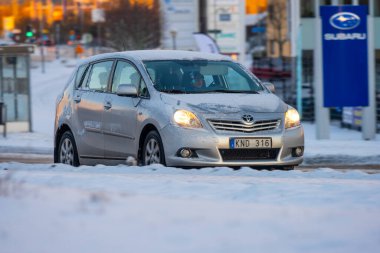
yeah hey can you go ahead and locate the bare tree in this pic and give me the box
[105,0,161,51]
[267,0,288,58]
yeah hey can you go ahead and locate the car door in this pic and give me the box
[103,60,147,160]
[72,60,114,159]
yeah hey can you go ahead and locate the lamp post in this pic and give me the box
[39,0,45,74]
[91,8,106,54]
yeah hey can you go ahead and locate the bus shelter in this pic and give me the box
[0,45,33,134]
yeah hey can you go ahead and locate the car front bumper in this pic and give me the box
[160,124,304,167]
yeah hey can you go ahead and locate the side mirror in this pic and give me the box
[263,82,275,93]
[116,84,138,97]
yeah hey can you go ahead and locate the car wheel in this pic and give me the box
[142,130,166,166]
[58,131,79,166]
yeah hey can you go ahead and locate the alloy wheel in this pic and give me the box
[144,138,161,165]
[60,138,74,165]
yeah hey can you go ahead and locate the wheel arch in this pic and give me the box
[137,123,161,163]
[54,124,74,163]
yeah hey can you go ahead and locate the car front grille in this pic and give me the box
[208,119,281,133]
[219,148,280,161]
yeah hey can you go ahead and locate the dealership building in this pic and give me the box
[298,0,380,136]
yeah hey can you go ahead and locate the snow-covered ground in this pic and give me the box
[1,163,380,253]
[1,56,380,253]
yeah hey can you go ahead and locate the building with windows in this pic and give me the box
[161,0,268,63]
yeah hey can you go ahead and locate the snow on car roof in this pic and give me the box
[125,50,233,61]
[79,50,232,65]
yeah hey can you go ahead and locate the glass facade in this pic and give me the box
[301,0,315,17]
[0,55,30,122]
[374,0,380,16]
[321,0,332,5]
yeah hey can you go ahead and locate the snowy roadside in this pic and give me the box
[303,123,380,165]
[1,164,380,253]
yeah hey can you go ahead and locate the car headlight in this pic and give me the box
[173,110,202,128]
[285,107,300,129]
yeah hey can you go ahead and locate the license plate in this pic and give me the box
[230,138,272,149]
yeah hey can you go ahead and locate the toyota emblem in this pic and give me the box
[242,114,254,124]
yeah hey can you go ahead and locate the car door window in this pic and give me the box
[87,61,113,92]
[138,78,149,98]
[111,61,146,96]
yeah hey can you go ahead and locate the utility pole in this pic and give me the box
[314,0,330,139]
[39,0,45,74]
[362,0,376,140]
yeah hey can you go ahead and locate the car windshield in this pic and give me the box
[143,60,264,94]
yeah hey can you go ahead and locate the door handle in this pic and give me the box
[104,101,112,110]
[73,94,81,103]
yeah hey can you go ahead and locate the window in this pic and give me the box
[376,50,380,91]
[301,0,315,17]
[144,60,263,93]
[374,0,380,16]
[87,61,113,91]
[111,61,145,94]
[320,0,332,5]
[270,40,275,56]
[75,64,88,88]
[204,75,215,87]
[146,68,156,84]
[138,78,149,98]
[224,68,250,90]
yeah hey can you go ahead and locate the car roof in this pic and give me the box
[78,50,233,65]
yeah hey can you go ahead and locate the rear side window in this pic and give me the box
[75,64,88,88]
[87,61,113,91]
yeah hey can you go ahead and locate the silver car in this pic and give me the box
[54,50,304,169]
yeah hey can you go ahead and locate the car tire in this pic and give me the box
[278,166,295,171]
[142,130,166,166]
[58,131,80,167]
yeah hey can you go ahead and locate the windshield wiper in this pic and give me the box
[160,89,187,94]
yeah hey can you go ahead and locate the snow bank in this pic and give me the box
[1,164,380,253]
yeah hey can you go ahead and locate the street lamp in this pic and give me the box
[170,29,177,50]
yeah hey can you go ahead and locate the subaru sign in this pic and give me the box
[320,6,369,107]
[329,12,361,30]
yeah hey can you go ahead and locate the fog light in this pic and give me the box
[292,146,304,157]
[180,148,192,158]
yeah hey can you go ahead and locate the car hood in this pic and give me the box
[160,93,288,114]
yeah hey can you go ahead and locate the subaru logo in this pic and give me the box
[330,12,360,30]
[242,115,254,124]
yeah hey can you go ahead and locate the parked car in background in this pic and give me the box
[54,50,304,169]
